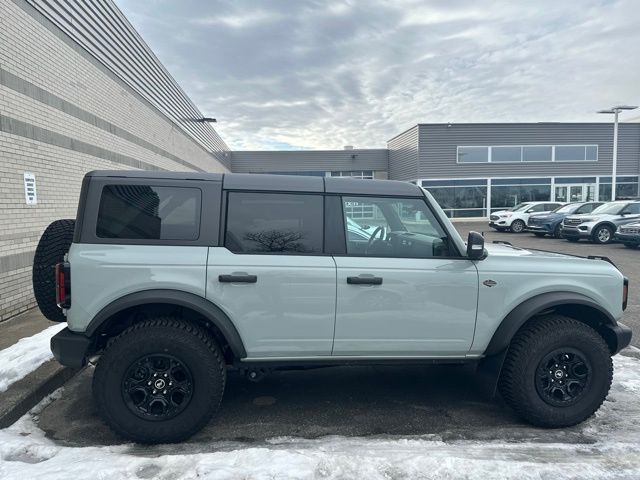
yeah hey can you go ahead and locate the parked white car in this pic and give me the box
[489,201,564,233]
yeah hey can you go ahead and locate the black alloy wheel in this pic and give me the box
[535,348,591,407]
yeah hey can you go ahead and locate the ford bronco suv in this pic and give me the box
[34,171,631,444]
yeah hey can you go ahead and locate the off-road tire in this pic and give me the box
[499,315,612,428]
[592,225,614,244]
[533,232,546,238]
[32,219,75,322]
[510,219,526,233]
[93,318,226,444]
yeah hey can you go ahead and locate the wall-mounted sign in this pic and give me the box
[24,172,37,205]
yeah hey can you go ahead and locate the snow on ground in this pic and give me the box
[0,323,65,392]
[1,352,640,479]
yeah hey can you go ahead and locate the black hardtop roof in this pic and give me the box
[86,170,423,197]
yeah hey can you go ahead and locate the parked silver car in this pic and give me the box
[561,200,640,244]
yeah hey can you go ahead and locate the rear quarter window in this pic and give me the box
[96,185,201,240]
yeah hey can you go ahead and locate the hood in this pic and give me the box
[529,212,561,220]
[483,242,572,259]
[565,213,617,222]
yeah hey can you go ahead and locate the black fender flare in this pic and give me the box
[85,289,247,359]
[483,291,616,356]
[477,291,618,398]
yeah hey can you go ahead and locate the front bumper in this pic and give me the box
[526,224,553,234]
[489,219,509,229]
[614,232,640,244]
[51,328,92,369]
[560,225,592,239]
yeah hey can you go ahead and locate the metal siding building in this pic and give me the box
[0,0,229,320]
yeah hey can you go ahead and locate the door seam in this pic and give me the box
[330,255,338,355]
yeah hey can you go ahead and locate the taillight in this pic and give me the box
[55,262,71,308]
[623,277,629,311]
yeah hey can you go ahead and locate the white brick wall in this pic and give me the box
[0,0,230,320]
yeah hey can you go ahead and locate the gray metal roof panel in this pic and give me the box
[223,173,324,192]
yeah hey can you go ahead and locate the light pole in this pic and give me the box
[597,105,638,200]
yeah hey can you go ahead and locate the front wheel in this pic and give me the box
[553,224,562,239]
[93,318,226,443]
[510,219,526,233]
[592,225,614,244]
[499,315,612,428]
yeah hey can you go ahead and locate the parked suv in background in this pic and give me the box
[527,202,603,238]
[33,171,631,444]
[489,201,564,233]
[615,222,640,249]
[561,201,640,244]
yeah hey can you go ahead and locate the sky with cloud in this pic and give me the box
[116,0,640,150]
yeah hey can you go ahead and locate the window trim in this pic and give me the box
[456,145,598,164]
[222,190,326,256]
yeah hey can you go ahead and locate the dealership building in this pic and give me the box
[0,0,639,320]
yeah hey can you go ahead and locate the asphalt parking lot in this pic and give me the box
[36,220,640,446]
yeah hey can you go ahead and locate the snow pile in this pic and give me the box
[0,351,638,479]
[0,323,65,392]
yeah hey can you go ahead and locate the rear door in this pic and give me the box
[206,191,337,358]
[332,195,479,357]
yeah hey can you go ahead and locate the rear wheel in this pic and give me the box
[510,219,526,233]
[499,315,612,428]
[93,318,226,443]
[592,225,614,244]
[32,219,76,322]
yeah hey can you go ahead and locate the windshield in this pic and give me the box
[508,203,531,212]
[554,204,578,213]
[591,203,626,215]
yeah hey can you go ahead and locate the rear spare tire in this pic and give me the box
[32,219,75,322]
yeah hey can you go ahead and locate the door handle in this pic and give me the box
[219,274,257,283]
[347,275,383,285]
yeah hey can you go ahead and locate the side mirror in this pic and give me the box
[467,231,486,260]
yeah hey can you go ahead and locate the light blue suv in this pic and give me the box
[33,171,632,443]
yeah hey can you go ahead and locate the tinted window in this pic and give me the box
[225,192,323,254]
[623,203,640,214]
[492,146,521,162]
[342,196,452,258]
[522,146,552,162]
[528,204,546,212]
[458,147,488,163]
[97,185,201,240]
[576,203,598,214]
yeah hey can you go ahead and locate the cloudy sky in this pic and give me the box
[116,0,640,150]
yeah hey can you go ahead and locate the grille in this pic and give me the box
[528,218,542,226]
[490,215,500,221]
[564,218,582,226]
[620,227,640,234]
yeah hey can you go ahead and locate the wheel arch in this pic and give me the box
[477,291,623,398]
[484,291,619,357]
[86,289,247,362]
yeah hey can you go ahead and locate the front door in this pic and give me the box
[206,192,336,358]
[333,195,479,357]
[555,184,596,202]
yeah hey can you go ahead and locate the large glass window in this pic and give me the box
[331,171,374,179]
[490,179,551,212]
[555,145,596,161]
[458,147,489,163]
[522,146,552,162]
[342,197,452,258]
[424,180,487,218]
[492,146,521,162]
[225,192,323,254]
[599,176,639,200]
[97,185,201,240]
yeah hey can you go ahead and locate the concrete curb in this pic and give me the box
[0,360,78,428]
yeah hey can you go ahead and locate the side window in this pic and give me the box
[623,203,640,215]
[577,204,594,214]
[96,185,201,240]
[546,203,559,211]
[225,192,323,254]
[528,204,545,213]
[341,196,452,258]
